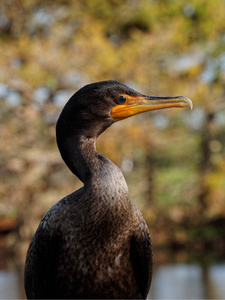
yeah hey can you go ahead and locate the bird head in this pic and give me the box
[56,81,192,180]
[57,80,192,140]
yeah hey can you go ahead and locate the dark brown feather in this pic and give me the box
[24,81,153,299]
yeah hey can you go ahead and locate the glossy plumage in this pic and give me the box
[25,80,191,299]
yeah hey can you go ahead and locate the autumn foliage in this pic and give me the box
[0,0,225,258]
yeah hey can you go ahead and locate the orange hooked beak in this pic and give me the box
[110,94,193,122]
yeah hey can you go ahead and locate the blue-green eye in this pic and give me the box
[118,95,127,104]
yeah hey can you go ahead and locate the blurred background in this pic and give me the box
[0,0,225,298]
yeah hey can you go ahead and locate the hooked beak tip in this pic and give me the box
[178,96,193,110]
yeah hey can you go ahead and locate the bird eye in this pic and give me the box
[117,95,127,104]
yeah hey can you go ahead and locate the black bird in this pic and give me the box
[24,80,192,299]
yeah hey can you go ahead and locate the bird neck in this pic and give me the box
[60,134,98,184]
[59,132,129,198]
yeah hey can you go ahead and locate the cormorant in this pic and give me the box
[24,80,192,299]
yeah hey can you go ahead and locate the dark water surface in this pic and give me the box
[0,256,225,299]
[148,262,225,299]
